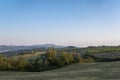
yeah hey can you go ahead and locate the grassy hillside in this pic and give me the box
[81,47,120,54]
[0,61,120,80]
[11,52,45,60]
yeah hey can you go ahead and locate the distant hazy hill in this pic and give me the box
[0,44,64,53]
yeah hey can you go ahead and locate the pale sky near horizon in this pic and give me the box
[0,0,120,47]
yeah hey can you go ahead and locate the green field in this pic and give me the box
[0,61,120,80]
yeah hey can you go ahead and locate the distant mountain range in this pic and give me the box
[0,44,64,53]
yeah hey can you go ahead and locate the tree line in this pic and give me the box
[0,48,94,72]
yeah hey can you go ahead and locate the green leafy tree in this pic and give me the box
[68,53,74,64]
[0,55,14,71]
[73,53,83,63]
[45,47,57,66]
[0,54,4,70]
[34,58,43,71]
[56,52,73,67]
[15,56,28,71]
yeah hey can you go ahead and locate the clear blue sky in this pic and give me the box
[0,0,120,47]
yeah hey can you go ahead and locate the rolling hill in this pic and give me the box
[0,44,64,53]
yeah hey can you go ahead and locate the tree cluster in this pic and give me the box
[0,48,94,72]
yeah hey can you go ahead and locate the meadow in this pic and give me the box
[0,61,120,80]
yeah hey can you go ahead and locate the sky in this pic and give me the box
[0,0,120,47]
